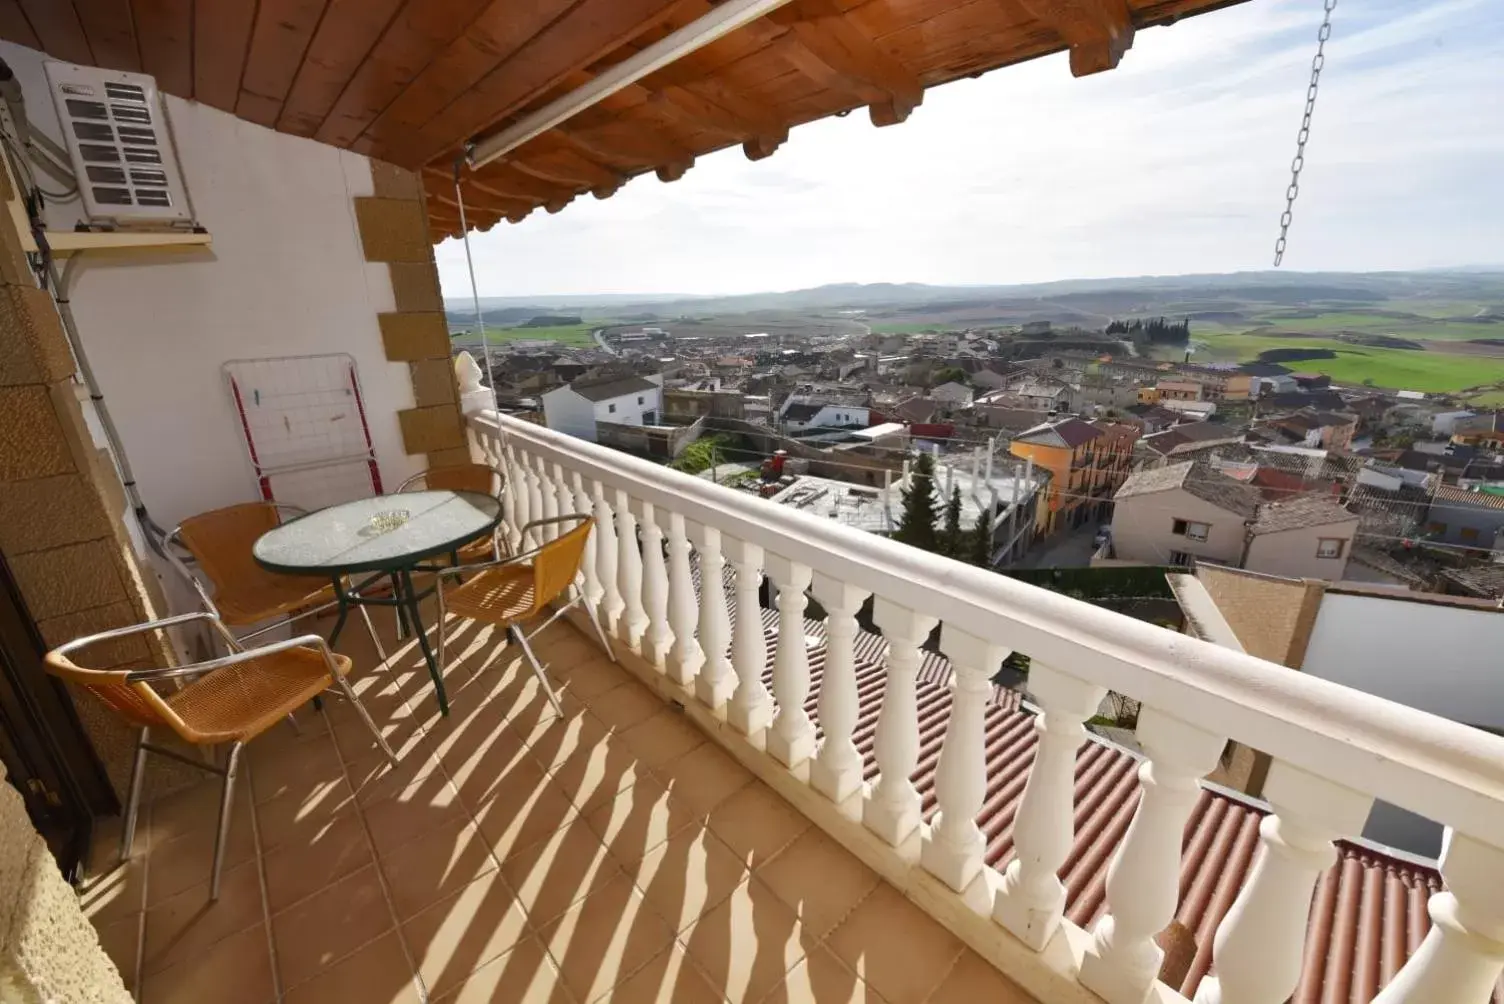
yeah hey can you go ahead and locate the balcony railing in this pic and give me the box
[468,408,1504,1004]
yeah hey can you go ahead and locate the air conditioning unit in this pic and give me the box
[43,60,192,225]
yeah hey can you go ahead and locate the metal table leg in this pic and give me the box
[398,568,449,717]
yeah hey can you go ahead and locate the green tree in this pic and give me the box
[893,452,939,552]
[969,511,994,567]
[932,366,967,387]
[941,484,963,556]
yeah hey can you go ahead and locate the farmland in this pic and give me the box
[452,322,601,347]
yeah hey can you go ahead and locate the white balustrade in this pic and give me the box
[765,555,815,768]
[722,535,772,737]
[992,664,1104,951]
[1372,831,1504,1004]
[688,522,734,711]
[591,480,622,632]
[864,598,939,846]
[1194,762,1372,1004]
[540,461,563,541]
[1081,708,1225,1004]
[665,512,703,685]
[615,488,647,651]
[808,574,868,803]
[923,626,1007,892]
[467,410,1504,1004]
[637,501,673,670]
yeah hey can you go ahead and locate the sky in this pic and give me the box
[433,0,1504,300]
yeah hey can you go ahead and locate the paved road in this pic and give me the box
[1010,522,1101,570]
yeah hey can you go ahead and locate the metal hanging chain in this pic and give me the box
[1273,0,1337,267]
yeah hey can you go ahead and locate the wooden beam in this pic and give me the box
[455,161,578,204]
[507,140,623,192]
[192,0,256,112]
[648,85,787,160]
[72,0,141,71]
[1013,0,1134,76]
[553,121,693,171]
[277,0,406,137]
[0,1,41,50]
[769,0,922,125]
[133,0,194,98]
[17,1,93,65]
[430,179,536,220]
[237,0,332,127]
[406,0,683,168]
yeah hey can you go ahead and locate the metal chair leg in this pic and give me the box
[511,624,564,717]
[210,743,242,902]
[436,578,448,678]
[120,727,149,861]
[577,586,616,663]
[334,674,400,768]
[357,603,388,667]
[285,713,303,736]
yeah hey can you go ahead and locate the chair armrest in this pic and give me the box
[53,611,241,659]
[124,633,340,683]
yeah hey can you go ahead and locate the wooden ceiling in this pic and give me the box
[0,0,1247,240]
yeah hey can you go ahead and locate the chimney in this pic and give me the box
[770,450,787,477]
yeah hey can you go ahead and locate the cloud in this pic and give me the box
[434,0,1504,298]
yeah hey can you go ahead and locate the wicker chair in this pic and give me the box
[45,612,398,900]
[434,514,614,716]
[165,501,387,660]
[396,462,508,563]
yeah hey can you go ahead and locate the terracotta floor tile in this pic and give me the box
[244,713,331,765]
[654,745,754,816]
[147,777,251,848]
[824,884,963,1004]
[439,722,537,809]
[139,921,275,1004]
[380,816,500,920]
[248,735,346,806]
[144,809,257,907]
[704,784,809,870]
[471,760,580,863]
[331,705,431,765]
[597,943,728,1004]
[432,935,573,1004]
[525,711,613,774]
[271,865,395,991]
[261,809,373,912]
[501,818,623,927]
[79,857,146,925]
[678,876,811,1004]
[584,774,700,866]
[624,826,748,934]
[254,775,356,853]
[545,723,644,816]
[346,747,445,807]
[616,711,707,769]
[555,659,630,700]
[753,829,880,939]
[361,769,470,858]
[924,950,1033,1004]
[281,931,420,1004]
[586,680,665,731]
[401,871,531,999]
[142,861,264,977]
[536,874,678,1004]
[760,945,888,1004]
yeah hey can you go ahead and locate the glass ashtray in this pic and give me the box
[368,509,411,534]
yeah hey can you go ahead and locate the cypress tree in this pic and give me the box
[893,451,939,552]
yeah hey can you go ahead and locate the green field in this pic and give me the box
[1178,328,1504,394]
[870,322,942,334]
[452,323,600,347]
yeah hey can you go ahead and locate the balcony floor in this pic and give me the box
[77,608,1033,1004]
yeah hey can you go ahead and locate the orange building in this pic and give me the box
[1008,418,1104,534]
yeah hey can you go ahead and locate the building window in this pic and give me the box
[1169,550,1192,566]
[1460,527,1481,543]
[1171,519,1210,542]
[608,404,617,414]
[1426,521,1447,535]
[638,396,645,405]
[1316,538,1346,559]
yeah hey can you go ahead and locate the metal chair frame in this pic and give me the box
[434,514,614,717]
[49,611,398,900]
[163,501,389,662]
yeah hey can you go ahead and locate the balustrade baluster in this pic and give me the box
[570,471,601,609]
[1194,762,1372,1004]
[504,443,528,551]
[864,599,939,845]
[592,481,622,633]
[765,556,815,767]
[1080,708,1225,1004]
[992,664,1104,950]
[665,512,703,685]
[809,575,868,803]
[1371,831,1504,1004]
[688,522,733,711]
[922,626,1005,891]
[524,454,544,550]
[637,502,673,670]
[540,462,563,542]
[723,536,772,736]
[615,489,647,651]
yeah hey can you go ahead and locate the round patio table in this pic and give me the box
[252,490,502,716]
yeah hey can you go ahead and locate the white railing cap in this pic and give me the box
[474,411,1504,842]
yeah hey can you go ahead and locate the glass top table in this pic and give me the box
[253,490,503,716]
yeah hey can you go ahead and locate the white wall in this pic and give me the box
[1,41,421,533]
[787,404,870,431]
[1111,489,1246,565]
[542,387,599,441]
[594,386,662,427]
[1243,522,1357,580]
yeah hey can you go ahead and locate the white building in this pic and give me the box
[929,381,975,407]
[779,396,870,432]
[541,374,664,442]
